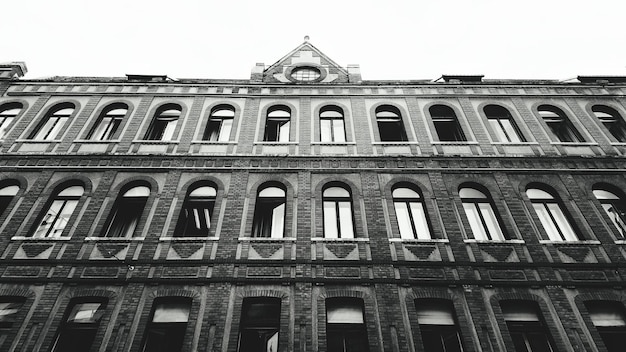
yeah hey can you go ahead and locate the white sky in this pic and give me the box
[3,0,625,81]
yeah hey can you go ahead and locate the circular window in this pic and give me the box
[291,66,321,82]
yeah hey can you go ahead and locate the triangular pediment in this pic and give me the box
[252,40,359,83]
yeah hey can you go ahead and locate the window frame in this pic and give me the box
[500,300,557,352]
[141,297,192,352]
[51,297,108,352]
[203,105,235,142]
[592,184,626,239]
[320,105,346,143]
[584,300,626,352]
[375,105,408,142]
[414,299,465,352]
[429,104,467,142]
[391,184,434,240]
[459,185,508,241]
[325,298,370,352]
[263,105,291,142]
[100,185,150,238]
[483,104,526,143]
[174,184,217,237]
[0,181,20,218]
[526,185,580,242]
[86,103,129,141]
[0,296,26,330]
[592,105,626,143]
[322,184,356,239]
[144,104,182,141]
[0,102,23,139]
[31,184,84,238]
[28,103,76,141]
[237,297,281,352]
[251,184,286,238]
[537,104,585,143]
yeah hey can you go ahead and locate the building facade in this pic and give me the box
[0,41,625,352]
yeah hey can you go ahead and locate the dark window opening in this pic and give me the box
[0,102,22,139]
[593,185,626,238]
[501,301,556,352]
[592,105,626,142]
[252,186,286,238]
[264,106,290,142]
[51,299,107,352]
[238,298,281,352]
[174,185,216,237]
[88,103,128,140]
[203,105,234,141]
[415,299,464,352]
[102,186,149,237]
[144,105,181,141]
[430,105,466,142]
[326,298,369,352]
[141,298,191,352]
[376,105,407,142]
[538,105,584,142]
[585,301,626,352]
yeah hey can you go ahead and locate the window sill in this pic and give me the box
[84,236,146,241]
[238,237,297,242]
[255,141,299,145]
[432,141,479,145]
[73,139,121,143]
[371,141,418,145]
[160,236,219,241]
[11,236,71,241]
[191,140,237,145]
[463,239,525,244]
[311,237,369,242]
[312,142,357,146]
[132,140,179,144]
[539,240,601,244]
[15,139,60,143]
[491,142,539,145]
[548,142,598,146]
[388,238,449,243]
[613,240,626,244]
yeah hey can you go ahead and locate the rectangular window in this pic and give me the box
[416,299,464,352]
[142,298,191,352]
[33,199,79,238]
[238,298,281,352]
[501,301,555,352]
[321,118,346,142]
[326,298,369,352]
[585,301,626,352]
[52,300,107,352]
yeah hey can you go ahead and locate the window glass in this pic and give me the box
[460,186,506,240]
[145,105,181,140]
[415,299,464,352]
[392,186,432,239]
[203,106,234,141]
[264,106,290,142]
[142,298,191,352]
[0,103,22,139]
[52,299,107,352]
[501,301,556,352]
[323,186,355,239]
[430,105,466,142]
[88,104,127,140]
[252,186,286,238]
[102,185,149,237]
[592,105,626,142]
[0,298,25,329]
[238,298,281,352]
[593,186,626,238]
[33,185,84,238]
[538,105,584,142]
[484,105,525,142]
[326,298,369,352]
[0,183,19,216]
[175,185,216,237]
[585,301,626,352]
[376,105,408,142]
[30,104,75,140]
[527,186,579,241]
[320,106,346,142]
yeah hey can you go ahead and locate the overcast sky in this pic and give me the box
[3,0,625,81]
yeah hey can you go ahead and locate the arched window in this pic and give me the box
[29,103,75,140]
[174,185,216,237]
[102,185,150,237]
[376,105,407,142]
[584,301,626,352]
[252,185,286,238]
[484,105,525,142]
[51,298,108,352]
[326,298,369,352]
[500,300,556,352]
[592,105,626,142]
[430,105,466,142]
[32,184,84,238]
[87,103,128,140]
[144,104,181,140]
[537,105,584,142]
[0,296,26,330]
[593,185,626,238]
[526,186,579,241]
[415,299,464,352]
[238,298,281,352]
[141,298,191,352]
[322,185,355,239]
[320,106,346,142]
[264,106,290,142]
[392,186,432,239]
[0,102,22,139]
[459,186,507,240]
[0,182,19,216]
[203,105,234,141]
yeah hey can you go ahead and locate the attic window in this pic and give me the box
[291,66,321,81]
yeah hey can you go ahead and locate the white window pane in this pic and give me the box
[153,302,190,322]
[547,203,577,241]
[124,186,150,197]
[34,118,58,139]
[268,109,290,118]
[533,204,562,241]
[0,302,20,319]
[338,201,354,238]
[593,190,620,200]
[58,186,84,197]
[161,120,177,140]
[410,203,432,239]
[527,189,553,199]
[259,187,285,197]
[459,188,486,199]
[324,187,350,197]
[489,119,508,142]
[0,117,14,138]
[320,119,332,142]
[393,188,420,198]
[327,306,364,324]
[332,119,345,142]
[270,203,285,238]
[0,185,19,196]
[68,303,103,323]
[395,202,415,239]
[278,121,290,142]
[218,119,232,141]
[501,120,522,142]
[479,203,505,240]
[464,203,487,240]
[46,117,67,140]
[50,200,78,237]
[416,307,455,325]
[323,201,338,239]
[34,201,64,237]
[189,186,216,197]
[589,308,626,327]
